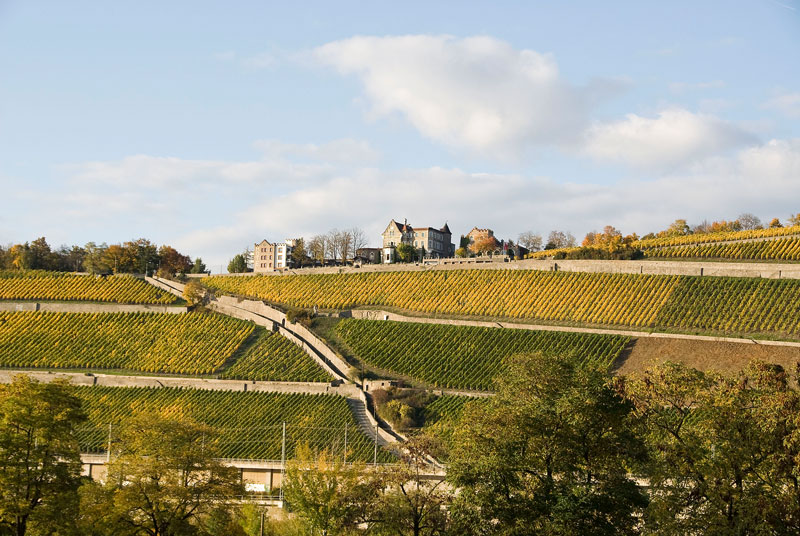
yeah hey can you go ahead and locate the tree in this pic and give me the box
[348,228,368,261]
[0,376,87,536]
[227,254,248,273]
[122,238,159,274]
[189,258,207,274]
[157,245,192,276]
[454,247,468,258]
[395,243,415,263]
[326,230,344,264]
[735,212,763,230]
[469,236,498,256]
[769,217,783,228]
[291,238,309,268]
[447,353,647,535]
[79,412,244,536]
[660,219,691,237]
[544,230,576,250]
[789,212,800,226]
[624,361,800,534]
[283,444,380,536]
[376,436,450,536]
[517,231,543,252]
[183,279,206,307]
[308,236,327,266]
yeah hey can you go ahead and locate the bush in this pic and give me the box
[286,308,313,327]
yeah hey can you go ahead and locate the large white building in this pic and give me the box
[381,219,454,263]
[253,238,298,272]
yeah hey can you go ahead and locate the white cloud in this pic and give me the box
[583,108,756,169]
[13,136,800,271]
[763,92,800,119]
[313,35,595,156]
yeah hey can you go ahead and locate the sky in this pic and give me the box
[1,0,799,272]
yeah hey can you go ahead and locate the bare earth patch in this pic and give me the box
[615,337,800,376]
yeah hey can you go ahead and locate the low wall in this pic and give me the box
[0,370,356,395]
[208,259,800,280]
[0,302,187,314]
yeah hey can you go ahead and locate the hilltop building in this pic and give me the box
[381,219,454,263]
[253,238,299,272]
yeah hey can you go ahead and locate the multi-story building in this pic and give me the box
[381,219,454,263]
[253,238,298,272]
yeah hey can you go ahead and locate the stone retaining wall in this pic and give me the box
[207,258,800,280]
[0,302,187,314]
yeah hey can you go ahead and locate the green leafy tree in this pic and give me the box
[395,243,415,263]
[189,258,207,274]
[0,376,87,536]
[283,444,380,535]
[447,352,647,535]
[227,254,248,273]
[79,412,244,536]
[624,361,800,535]
[291,238,309,268]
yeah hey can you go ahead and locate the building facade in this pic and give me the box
[253,238,298,272]
[381,219,454,263]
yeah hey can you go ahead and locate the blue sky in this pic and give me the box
[2,1,799,270]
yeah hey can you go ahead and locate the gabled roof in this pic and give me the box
[255,239,274,246]
[440,223,451,234]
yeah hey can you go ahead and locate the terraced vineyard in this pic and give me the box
[74,386,391,461]
[335,319,630,390]
[220,327,331,382]
[527,225,800,259]
[0,311,254,375]
[205,270,800,339]
[422,395,476,427]
[0,271,176,304]
[645,237,800,261]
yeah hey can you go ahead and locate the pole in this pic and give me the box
[373,421,378,466]
[343,425,347,464]
[280,421,286,503]
[107,423,112,463]
[259,510,264,536]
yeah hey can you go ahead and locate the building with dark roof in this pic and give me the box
[380,219,454,263]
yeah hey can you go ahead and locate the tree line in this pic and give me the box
[0,237,205,277]
[5,353,800,535]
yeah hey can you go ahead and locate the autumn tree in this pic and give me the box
[469,235,498,256]
[624,361,800,534]
[0,376,87,536]
[660,219,691,237]
[447,353,647,535]
[789,212,800,226]
[769,217,783,228]
[157,245,192,276]
[183,279,206,307]
[79,413,244,535]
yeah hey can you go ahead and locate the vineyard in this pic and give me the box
[220,327,331,382]
[0,271,176,304]
[0,311,254,375]
[335,319,630,390]
[422,395,477,428]
[204,270,800,339]
[73,386,391,462]
[527,225,800,259]
[645,237,800,261]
